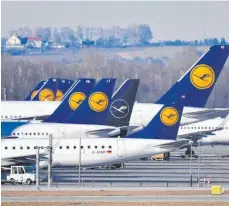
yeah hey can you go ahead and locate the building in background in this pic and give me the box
[27,37,42,48]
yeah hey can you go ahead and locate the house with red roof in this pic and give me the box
[27,37,42,48]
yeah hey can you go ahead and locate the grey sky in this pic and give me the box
[2,1,229,40]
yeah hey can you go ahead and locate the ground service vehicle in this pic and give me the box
[6,166,35,185]
[152,152,170,161]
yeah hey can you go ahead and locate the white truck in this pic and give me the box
[5,166,36,185]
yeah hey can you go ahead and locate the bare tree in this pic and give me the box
[1,47,229,108]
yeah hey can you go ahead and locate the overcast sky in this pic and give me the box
[2,1,229,40]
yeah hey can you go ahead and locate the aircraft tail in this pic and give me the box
[106,79,140,126]
[31,78,59,101]
[127,96,186,140]
[55,79,74,101]
[64,78,116,125]
[44,78,95,123]
[24,80,46,101]
[156,45,229,107]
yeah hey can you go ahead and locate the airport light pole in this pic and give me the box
[78,137,81,187]
[48,134,53,188]
[189,140,193,187]
[36,147,40,189]
[198,140,201,186]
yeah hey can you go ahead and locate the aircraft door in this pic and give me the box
[58,127,66,138]
[117,139,125,157]
[11,166,18,181]
[18,166,25,182]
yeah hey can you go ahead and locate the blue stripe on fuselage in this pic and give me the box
[1,121,28,138]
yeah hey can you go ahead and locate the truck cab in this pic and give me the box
[7,166,35,185]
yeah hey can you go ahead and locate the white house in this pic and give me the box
[6,35,27,49]
[6,35,22,45]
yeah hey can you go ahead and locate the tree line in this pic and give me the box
[4,24,152,47]
[2,25,227,48]
[1,47,229,107]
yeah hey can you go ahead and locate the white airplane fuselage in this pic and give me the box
[3,123,116,139]
[1,102,229,148]
[178,117,229,146]
[1,138,174,167]
[4,117,228,146]
[1,101,218,125]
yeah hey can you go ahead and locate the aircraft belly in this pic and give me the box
[53,152,117,167]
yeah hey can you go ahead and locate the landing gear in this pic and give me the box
[106,163,123,170]
[181,148,198,158]
[185,148,194,156]
[140,157,149,161]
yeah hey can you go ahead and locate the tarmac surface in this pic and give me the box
[2,195,229,202]
[50,146,229,187]
[2,145,229,188]
[2,145,229,204]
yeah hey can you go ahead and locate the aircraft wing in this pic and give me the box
[86,128,118,137]
[86,125,141,137]
[14,115,49,121]
[176,130,219,149]
[184,109,229,120]
[177,128,221,142]
[180,110,229,126]
[157,140,190,151]
[2,155,37,166]
[178,113,229,143]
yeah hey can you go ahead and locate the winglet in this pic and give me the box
[219,114,229,128]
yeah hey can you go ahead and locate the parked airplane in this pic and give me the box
[1,78,140,139]
[1,45,228,122]
[177,114,229,152]
[1,96,189,167]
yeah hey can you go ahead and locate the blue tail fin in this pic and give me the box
[127,96,186,140]
[31,78,59,101]
[55,79,74,101]
[44,79,95,123]
[64,78,116,125]
[24,80,47,101]
[106,79,140,126]
[156,45,229,107]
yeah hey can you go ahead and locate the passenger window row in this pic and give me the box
[5,146,42,150]
[1,115,22,119]
[180,127,228,130]
[4,145,112,150]
[1,132,50,136]
[59,145,112,149]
